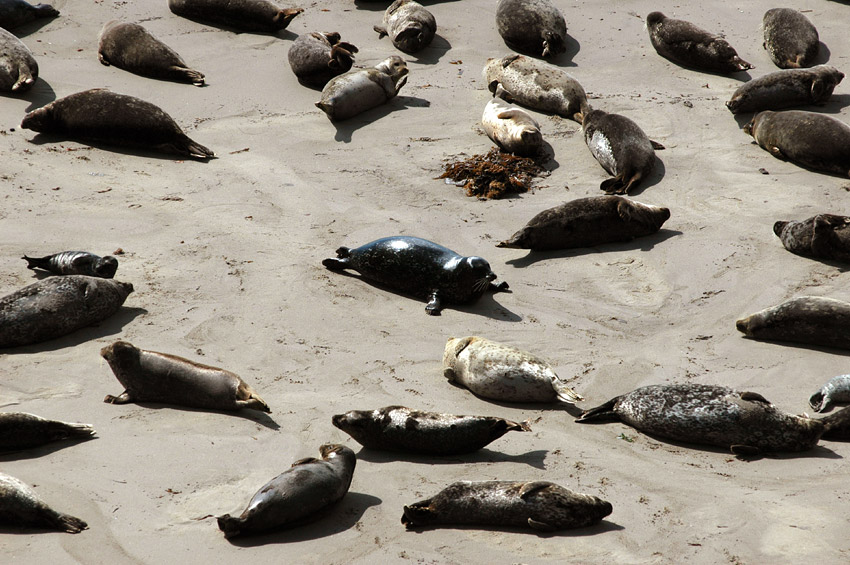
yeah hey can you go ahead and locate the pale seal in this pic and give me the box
[0,26,38,92]
[0,472,87,533]
[217,444,355,538]
[737,296,850,350]
[100,341,270,413]
[773,214,850,263]
[374,0,435,54]
[646,11,753,73]
[23,251,118,278]
[167,0,302,33]
[726,65,844,114]
[402,481,612,531]
[482,93,544,157]
[0,0,58,31]
[763,8,819,69]
[315,56,408,121]
[495,0,567,59]
[0,413,95,450]
[288,31,357,88]
[809,375,850,413]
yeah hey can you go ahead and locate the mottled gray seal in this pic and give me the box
[763,8,819,69]
[331,406,530,455]
[578,384,824,454]
[23,251,118,278]
[0,472,87,533]
[0,413,95,450]
[374,0,435,54]
[288,31,357,88]
[167,0,302,33]
[495,0,567,59]
[726,65,844,114]
[819,406,850,441]
[0,275,133,348]
[646,11,753,73]
[809,375,850,413]
[737,296,850,350]
[100,341,270,413]
[322,236,508,315]
[773,214,850,263]
[315,56,408,121]
[21,89,214,160]
[482,94,544,157]
[402,481,612,531]
[0,26,38,92]
[0,0,58,31]
[98,21,204,86]
[497,195,670,251]
[217,444,355,538]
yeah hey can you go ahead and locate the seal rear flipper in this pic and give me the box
[273,8,303,30]
[401,502,432,529]
[820,406,850,440]
[552,379,584,404]
[170,67,205,87]
[322,247,349,269]
[650,140,665,150]
[51,511,88,534]
[168,136,214,160]
[425,291,442,315]
[12,72,35,92]
[527,517,556,532]
[600,177,627,195]
[576,398,621,422]
[22,255,51,271]
[104,392,133,405]
[373,25,388,39]
[238,394,271,413]
[809,390,828,412]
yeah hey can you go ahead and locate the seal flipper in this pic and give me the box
[552,378,584,404]
[519,481,550,499]
[322,247,350,270]
[104,392,133,404]
[740,391,770,404]
[528,517,557,532]
[165,136,214,160]
[600,176,627,195]
[401,501,433,529]
[650,140,665,150]
[48,511,88,534]
[425,290,442,315]
[373,25,388,39]
[576,397,622,422]
[22,255,51,271]
[809,389,828,412]
[217,514,243,538]
[291,457,320,467]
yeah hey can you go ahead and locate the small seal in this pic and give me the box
[0,413,95,450]
[577,383,824,455]
[21,88,214,160]
[288,31,357,89]
[737,296,850,350]
[809,375,850,413]
[726,65,844,114]
[315,56,408,121]
[217,444,355,538]
[167,0,302,33]
[374,0,436,54]
[495,0,567,59]
[100,341,271,413]
[646,11,753,73]
[0,0,58,31]
[0,472,87,533]
[773,214,850,263]
[331,406,531,455]
[497,195,670,251]
[23,251,118,278]
[0,26,38,92]
[482,92,544,157]
[401,480,612,531]
[763,8,819,69]
[322,236,508,315]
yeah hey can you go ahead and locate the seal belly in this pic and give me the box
[588,130,617,175]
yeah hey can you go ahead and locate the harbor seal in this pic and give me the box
[0,26,38,92]
[737,296,850,350]
[819,406,850,441]
[288,31,357,88]
[497,195,670,251]
[482,93,544,157]
[402,481,612,531]
[0,275,133,348]
[374,0,436,54]
[577,384,824,454]
[726,65,844,114]
[331,406,530,455]
[744,110,850,178]
[315,56,408,121]
[98,21,204,86]
[763,8,819,69]
[773,214,850,263]
[23,251,118,278]
[0,0,58,31]
[167,0,302,33]
[0,472,87,533]
[100,341,270,413]
[809,375,850,413]
[322,236,508,315]
[21,88,214,160]
[0,413,95,450]
[646,11,753,73]
[217,444,355,538]
[495,0,567,59]
[443,336,582,404]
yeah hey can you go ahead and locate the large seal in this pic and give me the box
[0,26,38,92]
[322,236,508,315]
[374,0,435,54]
[726,65,844,114]
[773,214,850,263]
[0,0,58,31]
[100,341,270,413]
[443,336,582,404]
[21,88,214,160]
[217,444,355,538]
[763,8,819,69]
[809,375,850,413]
[288,32,357,89]
[315,56,408,121]
[577,384,824,455]
[495,0,567,60]
[482,93,544,157]
[331,406,530,455]
[737,296,850,350]
[0,275,132,348]
[23,251,118,278]
[0,413,95,450]
[402,481,612,531]
[98,21,204,86]
[167,0,302,33]
[646,12,753,74]
[0,472,87,533]
[497,195,670,251]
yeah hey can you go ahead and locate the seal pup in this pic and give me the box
[0,413,95,450]
[402,481,612,531]
[763,8,819,69]
[0,275,133,348]
[331,406,530,455]
[495,0,567,60]
[217,444,355,538]
[0,27,38,92]
[374,0,436,54]
[0,0,58,31]
[21,88,214,160]
[322,236,508,315]
[482,92,544,157]
[744,110,850,178]
[0,472,87,533]
[23,251,118,278]
[443,336,582,404]
[288,31,357,89]
[577,384,824,454]
[809,375,850,413]
[316,56,408,121]
[646,12,753,74]
[737,296,850,350]
[100,341,270,413]
[773,214,850,263]
[726,66,844,114]
[98,21,204,86]
[167,0,302,34]
[498,196,670,251]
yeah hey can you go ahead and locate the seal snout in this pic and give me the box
[773,221,788,237]
[735,318,751,335]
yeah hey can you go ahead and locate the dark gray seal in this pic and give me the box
[100,341,270,412]
[0,0,58,31]
[315,56,408,121]
[646,11,753,73]
[577,384,824,455]
[0,26,37,92]
[402,481,612,531]
[288,31,357,89]
[23,251,118,278]
[737,296,850,350]
[773,214,850,263]
[495,0,567,59]
[726,65,844,114]
[217,444,355,538]
[98,21,204,86]
[0,413,95,450]
[331,406,530,455]
[322,236,508,315]
[763,8,819,69]
[374,0,435,54]
[21,88,214,160]
[819,406,850,441]
[809,375,850,413]
[0,472,87,533]
[167,0,302,33]
[498,195,670,251]
[0,275,133,348]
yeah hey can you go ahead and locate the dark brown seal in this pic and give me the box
[0,0,58,31]
[495,0,567,59]
[288,31,357,88]
[0,413,95,450]
[23,251,118,278]
[773,214,850,263]
[167,0,302,33]
[374,0,435,54]
[736,296,850,350]
[726,65,843,114]
[646,11,752,73]
[0,472,87,533]
[0,26,38,92]
[763,8,819,69]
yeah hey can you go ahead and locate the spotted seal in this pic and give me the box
[646,11,753,73]
[482,93,544,157]
[0,472,87,533]
[0,413,95,450]
[167,0,302,33]
[23,251,118,278]
[0,26,38,92]
[288,32,357,89]
[773,214,850,263]
[315,56,408,121]
[726,65,844,114]
[809,375,850,413]
[763,8,819,69]
[0,0,58,31]
[736,296,850,350]
[495,0,567,59]
[374,0,435,54]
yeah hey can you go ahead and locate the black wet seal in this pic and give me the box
[355,447,549,469]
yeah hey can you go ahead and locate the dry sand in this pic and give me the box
[2,0,850,563]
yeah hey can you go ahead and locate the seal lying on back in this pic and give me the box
[101,341,270,412]
[0,27,38,92]
[0,413,95,450]
[374,0,435,54]
[578,384,824,454]
[402,481,612,531]
[167,0,302,33]
[737,296,850,350]
[482,94,544,157]
[217,444,355,538]
[288,32,357,88]
[331,406,530,455]
[763,8,819,69]
[0,472,87,533]
[726,66,844,114]
[773,214,850,263]
[23,251,118,278]
[496,0,567,59]
[809,375,850,413]
[0,0,58,31]
[315,56,408,121]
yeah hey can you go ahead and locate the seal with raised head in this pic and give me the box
[0,472,87,533]
[98,21,204,86]
[0,413,95,450]
[0,27,38,92]
[374,0,435,54]
[0,0,58,31]
[100,341,270,413]
[809,375,850,413]
[23,251,118,278]
[167,0,302,33]
[578,383,824,454]
[726,65,844,114]
[495,0,567,59]
[482,93,544,157]
[316,56,408,121]
[773,214,850,263]
[737,296,850,350]
[21,88,214,160]
[288,31,357,88]
[217,444,355,538]
[763,8,819,69]
[322,236,508,315]
[646,11,752,74]
[402,480,612,531]
[331,406,530,455]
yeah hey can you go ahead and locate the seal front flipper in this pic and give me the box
[425,290,442,315]
[770,146,786,160]
[740,391,770,404]
[650,140,665,150]
[528,517,557,532]
[291,457,320,467]
[104,392,133,404]
[519,481,550,499]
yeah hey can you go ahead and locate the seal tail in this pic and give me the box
[168,135,215,160]
[575,398,621,422]
[553,379,584,404]
[172,67,205,87]
[22,255,51,271]
[51,512,88,534]
[55,422,97,440]
[322,247,351,269]
[273,8,303,30]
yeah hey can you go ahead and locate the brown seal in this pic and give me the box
[773,214,850,263]
[0,26,38,92]
[374,0,436,54]
[288,31,357,88]
[726,66,843,114]
[0,472,87,533]
[315,56,408,121]
[763,8,819,69]
[0,0,58,31]
[646,11,752,73]
[0,413,95,450]
[736,296,850,350]
[167,0,302,33]
[495,0,567,59]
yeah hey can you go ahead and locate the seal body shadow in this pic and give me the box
[374,0,435,54]
[773,214,850,263]
[736,296,850,350]
[0,413,95,450]
[167,0,302,33]
[646,11,752,73]
[316,56,408,121]
[763,8,819,69]
[495,0,567,59]
[288,31,357,89]
[0,27,38,92]
[0,472,87,533]
[726,66,843,114]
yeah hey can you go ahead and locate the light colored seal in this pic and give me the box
[315,56,408,121]
[773,214,850,263]
[0,0,58,31]
[763,8,819,69]
[374,0,435,54]
[23,251,118,278]
[495,0,567,59]
[402,480,612,531]
[100,341,271,413]
[217,444,355,538]
[167,0,302,33]
[0,413,95,450]
[726,65,844,114]
[0,472,87,533]
[809,375,850,413]
[443,336,583,404]
[646,11,753,73]
[482,93,544,157]
[288,31,357,89]
[0,26,38,92]
[736,296,850,350]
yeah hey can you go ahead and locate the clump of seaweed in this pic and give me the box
[438,148,545,199]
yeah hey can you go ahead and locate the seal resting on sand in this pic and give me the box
[167,0,302,33]
[315,56,408,121]
[736,296,850,350]
[495,0,567,59]
[0,27,38,92]
[726,66,843,114]
[0,413,95,450]
[0,472,87,533]
[763,8,819,69]
[773,214,850,263]
[646,11,752,73]
[22,251,118,278]
[374,0,435,54]
[288,31,357,88]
